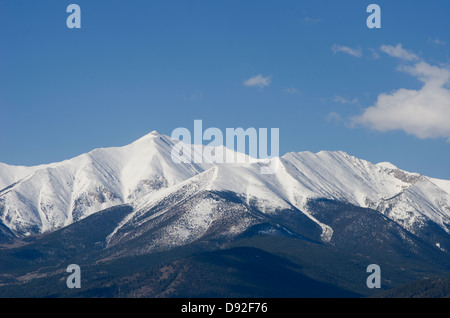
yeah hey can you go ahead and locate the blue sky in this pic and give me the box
[1,1,450,178]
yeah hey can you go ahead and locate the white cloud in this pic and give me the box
[368,48,380,59]
[284,87,299,95]
[429,38,446,45]
[244,74,271,88]
[380,44,419,61]
[304,17,321,24]
[326,112,343,124]
[354,59,450,141]
[332,44,362,58]
[333,95,359,105]
[183,89,203,101]
[399,62,450,87]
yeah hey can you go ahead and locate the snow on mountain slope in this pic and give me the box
[210,150,449,238]
[106,149,450,248]
[1,131,450,245]
[376,162,399,170]
[0,162,50,190]
[0,132,208,236]
[207,151,450,238]
[105,163,316,253]
[430,178,450,196]
[282,151,410,205]
[370,165,450,234]
[105,167,243,251]
[281,152,450,235]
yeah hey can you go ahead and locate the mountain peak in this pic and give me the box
[132,130,162,143]
[376,162,398,170]
[145,130,161,138]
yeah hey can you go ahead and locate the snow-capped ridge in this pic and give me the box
[0,131,206,236]
[376,162,399,170]
[130,130,163,143]
[1,132,450,244]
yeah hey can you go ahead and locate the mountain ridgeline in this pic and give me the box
[0,131,449,298]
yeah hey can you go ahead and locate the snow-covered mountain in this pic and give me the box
[0,132,209,236]
[104,147,450,254]
[1,131,450,253]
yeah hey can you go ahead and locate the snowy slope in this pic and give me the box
[105,149,450,249]
[0,132,209,236]
[0,162,50,190]
[1,131,449,245]
[430,178,450,196]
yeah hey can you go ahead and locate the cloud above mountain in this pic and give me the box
[331,44,362,58]
[380,44,420,61]
[244,74,271,88]
[354,45,450,141]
